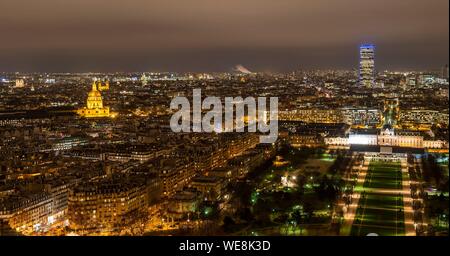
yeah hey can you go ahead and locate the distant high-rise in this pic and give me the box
[359,44,375,87]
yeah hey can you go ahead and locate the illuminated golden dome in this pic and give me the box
[77,81,116,118]
[86,82,104,109]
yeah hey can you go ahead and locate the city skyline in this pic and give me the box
[0,0,448,240]
[0,0,448,72]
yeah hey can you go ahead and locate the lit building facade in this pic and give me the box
[166,191,199,220]
[15,79,25,88]
[189,175,224,201]
[399,109,449,127]
[67,178,148,233]
[77,81,113,118]
[278,109,343,123]
[342,108,381,127]
[0,194,52,233]
[326,128,448,150]
[0,181,74,234]
[377,128,423,148]
[278,108,381,127]
[359,44,375,87]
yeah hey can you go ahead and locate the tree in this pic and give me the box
[291,209,304,235]
[296,174,307,196]
[222,216,236,233]
[238,207,254,222]
[303,202,315,220]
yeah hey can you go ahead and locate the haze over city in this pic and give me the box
[0,0,448,241]
[0,0,448,72]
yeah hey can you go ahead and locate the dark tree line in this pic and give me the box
[422,154,447,190]
[327,155,351,175]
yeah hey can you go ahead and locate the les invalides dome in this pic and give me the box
[77,81,116,118]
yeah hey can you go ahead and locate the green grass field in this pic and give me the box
[351,161,405,236]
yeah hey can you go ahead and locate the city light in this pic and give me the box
[0,0,448,241]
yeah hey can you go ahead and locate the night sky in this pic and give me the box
[0,0,448,72]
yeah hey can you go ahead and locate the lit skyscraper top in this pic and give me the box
[359,44,375,87]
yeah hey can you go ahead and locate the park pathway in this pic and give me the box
[348,157,410,236]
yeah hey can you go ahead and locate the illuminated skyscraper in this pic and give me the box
[359,44,375,87]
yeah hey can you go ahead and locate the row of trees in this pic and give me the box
[422,154,448,192]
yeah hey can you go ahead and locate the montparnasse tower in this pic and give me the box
[77,81,116,118]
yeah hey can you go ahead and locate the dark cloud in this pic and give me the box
[0,0,448,72]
